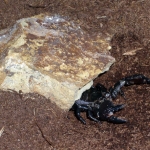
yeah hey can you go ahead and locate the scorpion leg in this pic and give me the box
[74,106,86,124]
[87,110,100,122]
[109,74,150,99]
[72,100,90,124]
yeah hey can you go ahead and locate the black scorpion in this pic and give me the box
[70,74,150,124]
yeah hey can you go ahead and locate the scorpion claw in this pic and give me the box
[107,116,127,124]
[70,74,150,125]
[113,104,126,112]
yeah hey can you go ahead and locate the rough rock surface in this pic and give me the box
[0,14,115,109]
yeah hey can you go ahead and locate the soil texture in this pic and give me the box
[0,0,150,150]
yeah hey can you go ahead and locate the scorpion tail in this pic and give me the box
[109,74,150,99]
[124,74,150,85]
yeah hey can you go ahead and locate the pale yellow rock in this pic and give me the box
[0,14,115,110]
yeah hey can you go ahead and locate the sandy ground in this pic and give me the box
[0,0,150,149]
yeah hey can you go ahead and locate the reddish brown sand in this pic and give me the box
[0,0,150,149]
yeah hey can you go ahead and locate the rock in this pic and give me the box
[0,14,115,110]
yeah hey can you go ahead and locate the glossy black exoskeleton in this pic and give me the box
[71,74,150,124]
